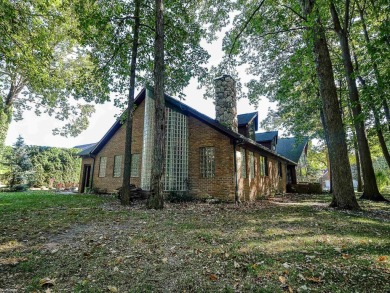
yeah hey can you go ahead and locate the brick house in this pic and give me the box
[78,75,296,202]
[256,133,309,185]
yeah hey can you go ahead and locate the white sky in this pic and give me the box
[5,34,276,148]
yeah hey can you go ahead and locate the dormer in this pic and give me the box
[255,131,278,151]
[237,112,258,140]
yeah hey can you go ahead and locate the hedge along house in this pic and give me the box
[78,75,296,201]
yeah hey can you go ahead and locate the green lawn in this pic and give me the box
[0,191,389,292]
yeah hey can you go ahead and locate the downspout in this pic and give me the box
[233,140,239,204]
[90,155,96,191]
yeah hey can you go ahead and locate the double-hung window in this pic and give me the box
[249,152,255,179]
[278,161,282,178]
[260,156,269,176]
[241,148,247,178]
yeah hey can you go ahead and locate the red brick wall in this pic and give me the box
[188,116,235,201]
[79,157,93,192]
[79,100,145,193]
[237,147,286,201]
[79,98,287,200]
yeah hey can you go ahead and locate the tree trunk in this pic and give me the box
[357,2,390,127]
[320,108,332,193]
[0,81,21,151]
[147,0,165,209]
[120,0,141,205]
[354,144,363,192]
[301,0,359,210]
[347,102,363,192]
[352,53,390,168]
[330,2,385,201]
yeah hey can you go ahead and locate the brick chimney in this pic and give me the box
[214,74,238,132]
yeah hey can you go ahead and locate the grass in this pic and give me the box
[0,191,389,292]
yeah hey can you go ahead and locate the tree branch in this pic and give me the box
[228,0,266,57]
[111,15,155,32]
[281,4,307,21]
[111,15,137,21]
[344,0,350,31]
[330,2,342,34]
[256,27,306,38]
[140,23,155,32]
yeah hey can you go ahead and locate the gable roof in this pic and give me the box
[237,112,258,131]
[80,88,296,165]
[255,131,278,142]
[74,143,96,151]
[276,137,308,163]
[77,143,97,156]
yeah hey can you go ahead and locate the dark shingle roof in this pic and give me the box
[79,88,296,164]
[255,131,278,142]
[77,143,97,156]
[237,112,258,131]
[276,137,308,163]
[74,143,97,151]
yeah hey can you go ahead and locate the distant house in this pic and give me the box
[78,75,297,201]
[255,135,309,184]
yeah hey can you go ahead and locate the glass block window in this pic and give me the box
[131,154,140,177]
[141,91,155,190]
[260,156,269,176]
[200,147,215,178]
[98,156,107,177]
[249,152,255,179]
[113,155,122,177]
[240,148,247,178]
[164,107,188,191]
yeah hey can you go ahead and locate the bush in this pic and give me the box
[11,184,29,192]
[166,191,194,203]
[375,170,390,193]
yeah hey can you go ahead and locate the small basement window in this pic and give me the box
[200,147,215,178]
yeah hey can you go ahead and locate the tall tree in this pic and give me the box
[9,135,33,187]
[0,0,107,149]
[329,0,385,201]
[354,0,390,125]
[147,0,165,209]
[301,0,359,209]
[352,51,390,168]
[222,0,359,209]
[75,0,208,206]
[121,0,141,205]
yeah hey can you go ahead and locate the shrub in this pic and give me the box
[375,170,390,193]
[166,191,194,203]
[11,184,29,192]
